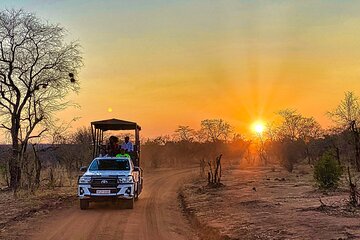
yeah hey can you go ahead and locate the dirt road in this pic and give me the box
[29,168,197,240]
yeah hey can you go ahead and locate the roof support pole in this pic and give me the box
[91,124,96,159]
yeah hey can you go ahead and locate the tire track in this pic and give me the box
[29,168,196,240]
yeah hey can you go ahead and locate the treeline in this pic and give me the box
[141,91,360,175]
[0,127,93,191]
[1,91,360,192]
[260,91,360,173]
[142,136,248,169]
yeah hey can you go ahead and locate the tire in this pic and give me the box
[80,199,89,210]
[125,198,134,209]
[134,183,139,201]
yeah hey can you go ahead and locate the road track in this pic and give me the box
[29,168,197,240]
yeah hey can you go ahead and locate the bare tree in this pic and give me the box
[68,127,92,169]
[193,129,207,143]
[200,119,232,142]
[328,92,360,171]
[265,121,280,142]
[207,154,222,186]
[174,125,195,142]
[298,117,323,164]
[328,92,360,127]
[0,9,82,190]
[275,109,323,169]
[277,109,303,140]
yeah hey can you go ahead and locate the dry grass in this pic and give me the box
[181,164,360,240]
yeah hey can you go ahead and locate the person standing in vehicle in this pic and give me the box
[107,136,120,156]
[121,136,133,153]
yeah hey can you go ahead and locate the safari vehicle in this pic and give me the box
[78,119,143,210]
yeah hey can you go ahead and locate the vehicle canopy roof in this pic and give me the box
[91,118,141,131]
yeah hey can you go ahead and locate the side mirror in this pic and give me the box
[80,166,87,172]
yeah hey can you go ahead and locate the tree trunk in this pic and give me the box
[32,145,41,189]
[350,121,360,171]
[355,143,360,172]
[9,117,21,190]
[348,166,359,206]
[306,147,311,165]
[335,147,341,165]
[9,154,21,190]
[214,154,222,183]
[208,161,213,183]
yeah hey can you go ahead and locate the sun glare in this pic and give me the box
[108,107,113,113]
[252,121,265,135]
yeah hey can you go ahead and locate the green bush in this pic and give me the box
[314,152,343,189]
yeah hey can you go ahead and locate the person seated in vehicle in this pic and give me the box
[116,148,131,158]
[121,136,133,153]
[99,144,107,157]
[107,135,120,157]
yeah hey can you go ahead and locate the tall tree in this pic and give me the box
[276,109,322,141]
[328,91,360,171]
[0,9,82,190]
[276,109,323,166]
[174,125,195,142]
[276,109,303,141]
[298,116,323,164]
[200,119,233,142]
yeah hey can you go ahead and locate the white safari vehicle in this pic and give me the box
[78,118,143,210]
[78,156,142,209]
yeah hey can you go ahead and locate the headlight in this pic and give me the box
[79,176,91,184]
[118,176,133,183]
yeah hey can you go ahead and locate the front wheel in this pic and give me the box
[80,199,89,210]
[125,198,134,209]
[134,183,139,201]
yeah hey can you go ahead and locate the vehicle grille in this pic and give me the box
[91,178,118,188]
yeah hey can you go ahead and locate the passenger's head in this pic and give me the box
[120,148,125,154]
[125,136,129,143]
[109,136,119,144]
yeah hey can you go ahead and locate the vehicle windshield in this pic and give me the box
[89,158,130,171]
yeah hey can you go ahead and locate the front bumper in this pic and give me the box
[78,183,134,200]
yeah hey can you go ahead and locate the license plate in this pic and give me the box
[96,190,111,194]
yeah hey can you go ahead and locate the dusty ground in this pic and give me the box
[0,168,198,240]
[0,187,76,239]
[181,165,360,240]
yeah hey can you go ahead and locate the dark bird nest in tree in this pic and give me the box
[69,73,76,83]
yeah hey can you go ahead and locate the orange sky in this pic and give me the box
[5,1,360,138]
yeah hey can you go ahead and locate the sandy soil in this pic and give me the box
[2,168,197,240]
[0,187,76,234]
[182,165,360,240]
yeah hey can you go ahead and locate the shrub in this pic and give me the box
[314,152,343,189]
[280,140,304,172]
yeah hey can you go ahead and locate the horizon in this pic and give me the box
[2,0,360,139]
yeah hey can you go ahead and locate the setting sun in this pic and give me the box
[252,121,266,135]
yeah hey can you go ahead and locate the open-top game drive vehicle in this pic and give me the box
[78,119,143,209]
